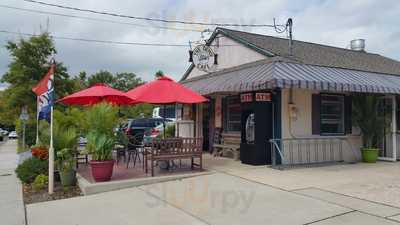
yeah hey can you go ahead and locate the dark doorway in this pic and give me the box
[240,93,273,165]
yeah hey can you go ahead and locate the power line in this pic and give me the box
[0,30,239,47]
[0,30,190,47]
[0,4,203,32]
[22,0,285,28]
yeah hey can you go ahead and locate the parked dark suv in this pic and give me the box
[124,118,171,137]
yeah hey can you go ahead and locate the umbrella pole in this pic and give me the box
[163,105,166,138]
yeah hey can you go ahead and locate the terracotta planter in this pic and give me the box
[89,160,114,182]
[361,148,379,163]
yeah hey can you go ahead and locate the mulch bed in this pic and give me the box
[23,182,82,204]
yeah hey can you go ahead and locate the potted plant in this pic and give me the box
[85,103,118,182]
[353,94,387,163]
[54,127,78,186]
[57,148,77,186]
[86,131,115,182]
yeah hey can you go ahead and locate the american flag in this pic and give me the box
[32,64,55,122]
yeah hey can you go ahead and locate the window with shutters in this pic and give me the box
[320,94,345,135]
[224,96,241,132]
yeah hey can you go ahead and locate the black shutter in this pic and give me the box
[312,94,321,135]
[344,95,352,134]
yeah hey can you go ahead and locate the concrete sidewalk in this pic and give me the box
[28,172,350,225]
[27,172,400,225]
[26,155,400,225]
[0,140,26,225]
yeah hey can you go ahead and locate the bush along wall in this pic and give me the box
[15,157,48,184]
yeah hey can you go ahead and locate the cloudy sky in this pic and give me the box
[0,0,399,87]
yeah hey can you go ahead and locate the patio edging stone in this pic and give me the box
[77,171,214,195]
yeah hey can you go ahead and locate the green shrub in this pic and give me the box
[54,108,86,133]
[353,94,388,148]
[86,131,114,161]
[164,124,176,138]
[85,103,118,161]
[32,174,48,192]
[15,157,48,184]
[54,126,77,156]
[85,103,118,137]
[57,148,76,172]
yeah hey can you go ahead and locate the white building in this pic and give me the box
[180,28,400,166]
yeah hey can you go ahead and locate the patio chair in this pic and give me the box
[114,131,129,164]
[126,133,144,168]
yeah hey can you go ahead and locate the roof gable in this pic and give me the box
[180,29,272,81]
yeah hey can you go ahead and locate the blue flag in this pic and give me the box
[35,66,54,122]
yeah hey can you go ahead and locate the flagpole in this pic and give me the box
[48,61,55,195]
[36,96,39,145]
[32,60,55,194]
[48,102,54,194]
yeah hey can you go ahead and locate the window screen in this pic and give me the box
[320,95,345,135]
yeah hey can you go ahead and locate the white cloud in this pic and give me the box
[0,0,399,83]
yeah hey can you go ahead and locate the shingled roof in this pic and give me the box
[215,27,400,76]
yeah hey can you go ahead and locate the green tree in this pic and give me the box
[113,72,143,92]
[87,70,115,87]
[0,91,17,129]
[1,33,74,148]
[1,33,72,116]
[119,104,153,118]
[70,71,88,92]
[87,71,144,91]
[155,70,164,78]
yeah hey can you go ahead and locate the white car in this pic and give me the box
[8,131,17,139]
[0,128,8,136]
[144,121,176,139]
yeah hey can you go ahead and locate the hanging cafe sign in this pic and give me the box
[189,44,218,72]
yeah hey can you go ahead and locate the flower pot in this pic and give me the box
[361,148,379,163]
[60,170,76,187]
[89,160,114,182]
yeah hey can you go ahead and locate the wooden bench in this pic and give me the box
[145,138,203,177]
[213,133,241,160]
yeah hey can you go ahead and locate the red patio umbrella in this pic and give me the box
[125,76,208,104]
[126,76,207,137]
[58,83,135,106]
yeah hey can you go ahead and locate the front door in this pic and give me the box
[240,93,273,165]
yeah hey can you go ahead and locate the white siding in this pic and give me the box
[281,89,362,162]
[186,34,266,79]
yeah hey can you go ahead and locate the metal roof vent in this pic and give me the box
[350,39,365,51]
